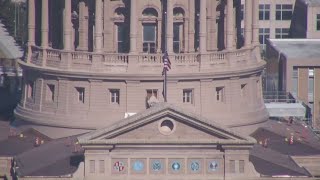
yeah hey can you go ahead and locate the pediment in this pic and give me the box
[78,103,255,145]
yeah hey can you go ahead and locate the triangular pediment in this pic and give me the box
[78,103,256,145]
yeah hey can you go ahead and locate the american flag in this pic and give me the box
[162,51,171,75]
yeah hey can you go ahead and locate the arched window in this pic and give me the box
[114,7,129,53]
[142,8,158,18]
[142,8,159,54]
[173,7,185,53]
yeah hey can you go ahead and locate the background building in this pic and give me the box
[241,0,296,51]
[265,0,320,129]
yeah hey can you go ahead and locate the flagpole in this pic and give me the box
[164,7,168,102]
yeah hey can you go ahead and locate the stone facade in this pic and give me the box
[78,103,260,180]
[15,0,268,138]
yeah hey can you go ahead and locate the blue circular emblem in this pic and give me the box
[190,161,200,171]
[133,160,144,171]
[172,162,181,171]
[209,161,218,171]
[152,160,162,171]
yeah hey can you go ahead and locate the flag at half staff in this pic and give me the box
[162,51,171,75]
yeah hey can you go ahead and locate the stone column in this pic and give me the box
[130,0,137,53]
[63,0,72,50]
[226,0,234,50]
[41,0,48,47]
[27,0,35,62]
[166,0,173,53]
[199,0,207,53]
[94,0,103,52]
[209,0,217,50]
[28,0,35,45]
[157,20,162,53]
[252,0,259,45]
[188,0,195,52]
[244,0,252,47]
[78,0,88,51]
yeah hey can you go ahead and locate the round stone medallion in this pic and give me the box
[113,161,125,172]
[209,161,218,171]
[152,160,162,171]
[171,162,181,171]
[133,160,144,172]
[190,161,200,172]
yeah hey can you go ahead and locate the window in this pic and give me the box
[239,160,245,173]
[143,24,156,53]
[27,81,34,99]
[146,89,158,108]
[76,87,85,103]
[216,87,225,102]
[183,89,193,104]
[110,89,120,104]
[46,84,55,102]
[259,28,270,46]
[146,89,158,100]
[241,4,244,21]
[292,67,298,97]
[275,28,290,38]
[317,14,320,31]
[256,80,261,100]
[99,160,105,173]
[229,160,236,173]
[259,4,270,20]
[89,160,95,173]
[241,84,247,97]
[276,4,293,20]
[117,23,127,53]
[173,23,181,53]
[308,68,314,102]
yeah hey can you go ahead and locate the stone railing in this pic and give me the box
[25,46,258,74]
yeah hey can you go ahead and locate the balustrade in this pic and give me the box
[26,45,257,73]
[138,54,163,64]
[71,52,92,61]
[174,53,199,64]
[103,54,128,64]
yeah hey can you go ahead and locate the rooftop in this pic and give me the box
[301,0,320,6]
[268,39,320,59]
[0,21,23,59]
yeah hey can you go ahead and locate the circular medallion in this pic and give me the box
[158,119,176,135]
[190,161,200,172]
[133,160,144,171]
[113,161,125,172]
[171,162,181,171]
[209,161,218,171]
[152,160,162,171]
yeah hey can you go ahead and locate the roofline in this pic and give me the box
[269,38,320,42]
[80,139,256,145]
[266,39,288,60]
[78,103,256,143]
